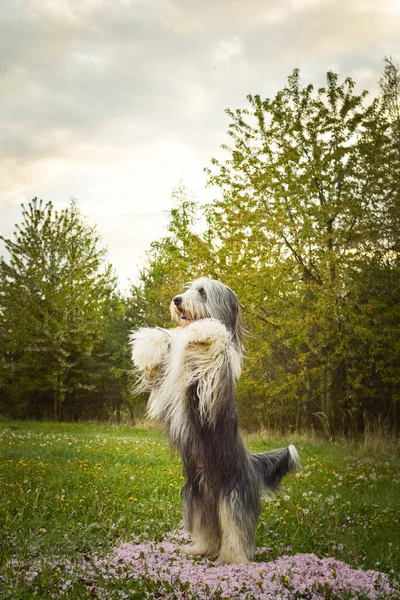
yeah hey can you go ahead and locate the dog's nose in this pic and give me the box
[173,296,182,306]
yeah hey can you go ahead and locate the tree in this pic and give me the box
[127,183,212,330]
[0,198,116,419]
[78,294,133,422]
[205,68,400,433]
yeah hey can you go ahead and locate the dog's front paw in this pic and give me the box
[131,327,170,371]
[183,319,231,348]
[217,552,250,564]
[179,543,207,556]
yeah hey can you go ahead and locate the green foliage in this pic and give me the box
[76,294,133,421]
[131,65,400,434]
[205,67,400,433]
[0,198,126,420]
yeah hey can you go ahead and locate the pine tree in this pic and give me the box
[0,198,116,419]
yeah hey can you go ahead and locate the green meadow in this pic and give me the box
[0,420,399,599]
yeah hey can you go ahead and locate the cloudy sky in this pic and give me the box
[0,0,399,290]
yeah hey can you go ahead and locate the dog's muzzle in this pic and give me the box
[172,296,192,323]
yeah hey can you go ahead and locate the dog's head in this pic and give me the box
[170,278,243,348]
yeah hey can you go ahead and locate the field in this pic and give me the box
[0,420,399,599]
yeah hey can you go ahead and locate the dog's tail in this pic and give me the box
[251,445,300,491]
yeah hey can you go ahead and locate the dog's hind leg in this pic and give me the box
[180,483,220,557]
[217,490,258,564]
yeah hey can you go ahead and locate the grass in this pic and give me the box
[0,419,399,599]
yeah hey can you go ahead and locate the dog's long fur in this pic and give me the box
[131,277,300,563]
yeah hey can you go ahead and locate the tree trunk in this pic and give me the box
[321,348,333,434]
[393,399,399,433]
[53,389,59,421]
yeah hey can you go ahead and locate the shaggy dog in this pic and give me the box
[131,278,300,563]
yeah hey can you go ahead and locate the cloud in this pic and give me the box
[215,37,243,63]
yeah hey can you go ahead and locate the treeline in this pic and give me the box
[1,61,399,433]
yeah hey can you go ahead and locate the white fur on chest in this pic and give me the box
[132,319,242,439]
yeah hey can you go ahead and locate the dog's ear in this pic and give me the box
[227,288,243,350]
[227,289,238,327]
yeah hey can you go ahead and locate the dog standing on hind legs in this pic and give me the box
[131,278,300,563]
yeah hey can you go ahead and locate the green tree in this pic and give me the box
[205,68,400,433]
[79,294,133,422]
[0,198,116,419]
[127,183,211,330]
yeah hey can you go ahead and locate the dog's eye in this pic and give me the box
[198,287,207,298]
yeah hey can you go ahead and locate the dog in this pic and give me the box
[131,277,300,563]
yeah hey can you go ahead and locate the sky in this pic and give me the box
[0,0,399,291]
